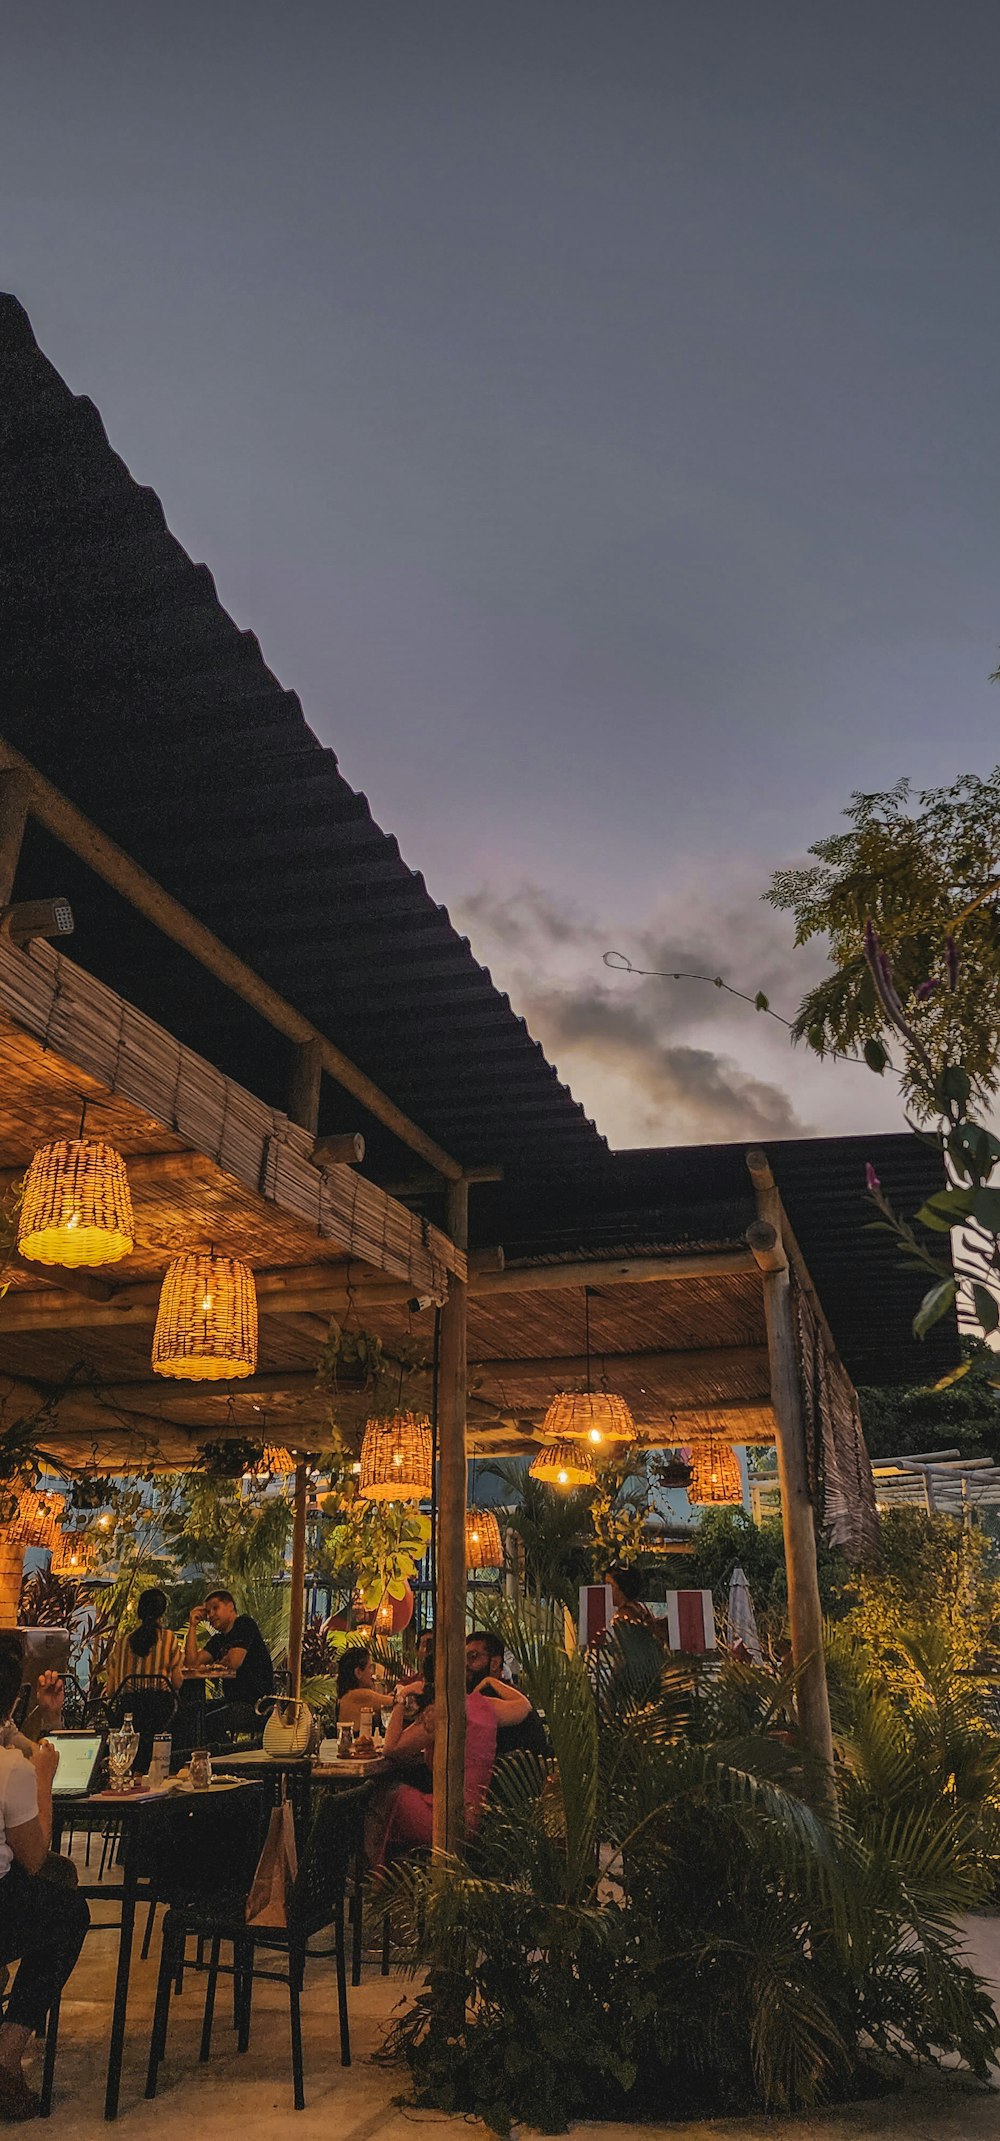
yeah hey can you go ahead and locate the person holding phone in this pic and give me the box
[0,1637,90,2118]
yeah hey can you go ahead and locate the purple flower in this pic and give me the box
[945,936,959,990]
[865,1162,881,1195]
[915,978,941,1001]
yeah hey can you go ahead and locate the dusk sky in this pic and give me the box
[4,3,999,1149]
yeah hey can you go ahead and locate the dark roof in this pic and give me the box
[467,1133,956,1389]
[0,295,601,1180]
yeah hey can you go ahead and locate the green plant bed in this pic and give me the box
[380,1610,1000,2135]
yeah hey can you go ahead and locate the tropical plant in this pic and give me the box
[314,1477,431,1612]
[381,1618,1000,2133]
[839,1507,1000,1688]
[767,770,1000,1111]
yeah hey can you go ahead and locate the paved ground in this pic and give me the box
[31,1874,1000,2139]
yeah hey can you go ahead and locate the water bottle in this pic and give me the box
[149,1734,172,1787]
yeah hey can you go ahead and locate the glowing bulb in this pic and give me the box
[351,1461,361,1476]
[588,1427,603,1445]
[392,1450,402,1466]
[471,1528,480,1544]
[557,1468,569,1486]
[66,1213,79,1231]
[201,1293,213,1314]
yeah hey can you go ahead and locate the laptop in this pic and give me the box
[44,1732,104,1797]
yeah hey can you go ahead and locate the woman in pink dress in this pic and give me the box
[378,1651,531,1858]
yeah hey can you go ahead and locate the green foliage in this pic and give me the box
[767,770,1000,1111]
[382,1627,1000,2132]
[173,1473,294,1656]
[859,1379,1000,1460]
[314,1475,430,1609]
[484,1454,651,1617]
[840,1508,1000,1688]
[682,1506,849,1645]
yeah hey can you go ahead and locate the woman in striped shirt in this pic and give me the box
[104,1589,184,1698]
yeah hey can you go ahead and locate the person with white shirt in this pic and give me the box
[0,1635,89,2120]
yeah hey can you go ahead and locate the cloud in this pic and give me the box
[455,875,814,1146]
[527,982,805,1143]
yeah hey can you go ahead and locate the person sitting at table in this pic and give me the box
[377,1648,530,1860]
[0,1637,90,2120]
[335,1646,389,1732]
[184,1590,275,1746]
[105,1588,184,1700]
[465,1630,548,1761]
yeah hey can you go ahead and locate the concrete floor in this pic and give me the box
[31,1874,1000,2140]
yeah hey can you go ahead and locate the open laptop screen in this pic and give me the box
[45,1733,104,1796]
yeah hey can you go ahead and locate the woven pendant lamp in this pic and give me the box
[51,1529,96,1577]
[466,1507,504,1570]
[542,1390,635,1448]
[357,1412,433,1503]
[8,1489,65,1551]
[529,1439,598,1490]
[152,1253,258,1380]
[686,1438,743,1506]
[18,1139,134,1268]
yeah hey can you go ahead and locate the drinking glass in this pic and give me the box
[108,1724,135,1792]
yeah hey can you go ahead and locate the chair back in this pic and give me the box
[149,1783,267,1906]
[288,1784,370,1943]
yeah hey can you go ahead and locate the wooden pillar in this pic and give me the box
[432,1177,469,1858]
[288,1463,308,1701]
[288,1038,323,1133]
[746,1152,836,1808]
[0,770,31,908]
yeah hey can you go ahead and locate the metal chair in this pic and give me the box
[145,1783,370,2111]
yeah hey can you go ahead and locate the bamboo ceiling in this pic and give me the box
[0,942,787,1473]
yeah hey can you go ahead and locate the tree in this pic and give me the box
[858,1380,1000,1461]
[767,770,1000,1113]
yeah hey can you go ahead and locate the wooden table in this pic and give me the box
[53,1779,253,2121]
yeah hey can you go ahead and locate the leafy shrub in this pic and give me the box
[381,1613,1000,2133]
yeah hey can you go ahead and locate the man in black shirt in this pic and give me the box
[465,1630,548,1761]
[184,1589,274,1746]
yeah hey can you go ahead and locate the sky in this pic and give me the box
[3,2,1000,1148]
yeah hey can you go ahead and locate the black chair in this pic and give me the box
[107,1675,178,1772]
[146,1783,370,2112]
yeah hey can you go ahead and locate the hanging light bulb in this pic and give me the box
[357,1413,433,1502]
[152,1252,258,1380]
[685,1438,743,1506]
[529,1439,598,1490]
[18,1139,134,1268]
[465,1507,504,1569]
[541,1391,635,1449]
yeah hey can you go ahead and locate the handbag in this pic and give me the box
[245,1795,298,1929]
[261,1696,314,1759]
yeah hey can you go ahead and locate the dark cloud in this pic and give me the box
[525,983,804,1143]
[455,876,811,1144]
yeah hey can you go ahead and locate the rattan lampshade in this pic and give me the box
[466,1507,504,1570]
[18,1139,135,1268]
[685,1439,743,1506]
[151,1253,258,1380]
[541,1391,636,1447]
[529,1439,598,1489]
[50,1529,96,1577]
[357,1412,433,1503]
[8,1489,65,1550]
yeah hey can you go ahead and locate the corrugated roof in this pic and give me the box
[466,1134,956,1389]
[0,294,601,1180]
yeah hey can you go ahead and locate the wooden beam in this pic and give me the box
[0,769,31,908]
[0,1263,423,1334]
[746,1163,836,1808]
[288,1040,323,1134]
[433,1179,469,1859]
[470,1344,769,1385]
[474,1249,755,1294]
[311,1133,365,1170]
[0,1151,217,1199]
[288,1463,308,1701]
[0,735,463,1182]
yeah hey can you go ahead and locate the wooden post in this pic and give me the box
[746,1153,836,1807]
[288,1039,323,1134]
[433,1177,469,1857]
[288,1462,309,1701]
[0,769,31,908]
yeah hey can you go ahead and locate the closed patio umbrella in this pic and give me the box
[727,1563,762,1663]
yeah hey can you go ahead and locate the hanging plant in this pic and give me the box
[195,1437,265,1480]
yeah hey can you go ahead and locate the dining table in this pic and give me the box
[52,1776,255,2121]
